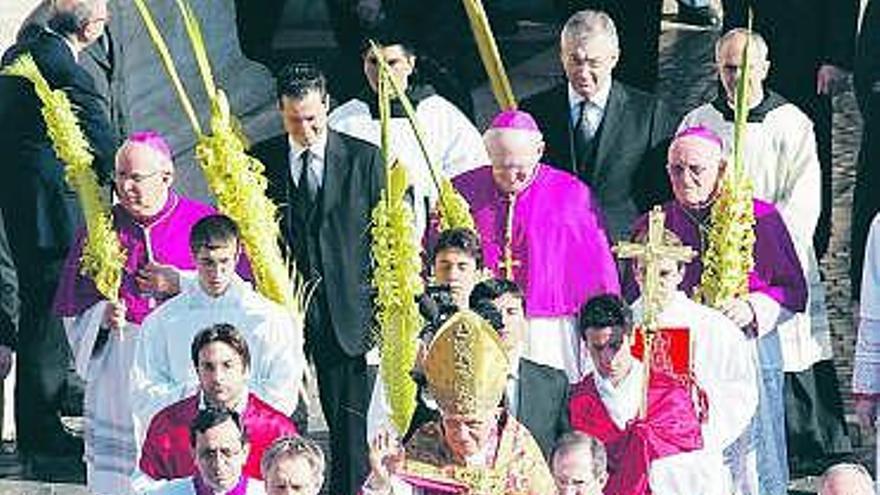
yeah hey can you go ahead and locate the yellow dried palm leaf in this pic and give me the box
[2,55,125,301]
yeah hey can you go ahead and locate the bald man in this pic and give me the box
[552,431,608,494]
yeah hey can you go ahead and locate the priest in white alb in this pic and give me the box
[628,227,758,493]
[678,28,851,466]
[328,35,487,238]
[129,214,304,449]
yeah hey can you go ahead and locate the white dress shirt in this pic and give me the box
[288,133,327,189]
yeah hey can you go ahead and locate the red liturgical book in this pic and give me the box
[630,327,691,379]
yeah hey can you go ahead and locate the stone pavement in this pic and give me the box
[0,0,871,493]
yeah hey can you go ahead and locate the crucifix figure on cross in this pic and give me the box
[613,205,696,417]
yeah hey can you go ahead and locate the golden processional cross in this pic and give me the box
[613,206,696,418]
[500,193,520,281]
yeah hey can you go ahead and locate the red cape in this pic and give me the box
[569,371,703,495]
[140,392,297,481]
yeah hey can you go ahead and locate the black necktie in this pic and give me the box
[299,150,316,206]
[574,100,597,179]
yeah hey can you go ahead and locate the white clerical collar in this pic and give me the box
[593,360,643,430]
[567,80,611,112]
[198,389,249,415]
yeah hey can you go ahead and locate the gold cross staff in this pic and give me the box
[613,205,696,417]
[500,193,520,280]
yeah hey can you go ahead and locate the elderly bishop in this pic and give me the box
[452,110,619,382]
[623,128,807,495]
[53,132,244,494]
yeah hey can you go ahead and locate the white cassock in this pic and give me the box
[680,99,829,373]
[129,276,304,449]
[855,213,880,394]
[65,302,140,494]
[328,93,487,239]
[633,292,759,494]
[143,477,266,495]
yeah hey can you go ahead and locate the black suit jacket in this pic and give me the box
[18,6,126,141]
[856,0,880,112]
[514,359,571,460]
[251,130,384,357]
[0,29,114,270]
[81,27,126,142]
[520,80,674,240]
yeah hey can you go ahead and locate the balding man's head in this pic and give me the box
[666,127,726,208]
[552,432,608,494]
[715,28,770,105]
[114,131,175,221]
[48,0,108,48]
[818,463,874,495]
[484,110,545,195]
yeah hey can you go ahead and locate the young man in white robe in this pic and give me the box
[130,214,304,449]
[327,39,487,238]
[630,234,758,494]
[678,29,851,467]
[574,241,757,494]
[145,407,266,495]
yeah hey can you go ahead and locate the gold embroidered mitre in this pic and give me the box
[423,310,510,417]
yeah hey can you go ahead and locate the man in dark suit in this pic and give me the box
[520,9,674,241]
[0,0,114,456]
[469,279,570,459]
[251,63,384,495]
[723,0,858,259]
[18,1,126,145]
